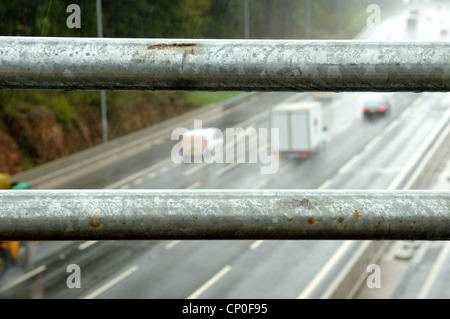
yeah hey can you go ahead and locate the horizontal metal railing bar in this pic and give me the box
[2,37,450,92]
[0,189,448,240]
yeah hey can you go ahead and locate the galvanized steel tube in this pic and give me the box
[2,37,450,91]
[0,189,448,240]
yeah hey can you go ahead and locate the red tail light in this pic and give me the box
[378,106,386,112]
[362,107,368,113]
[300,152,308,158]
[203,141,208,147]
[277,153,282,159]
[0,242,6,248]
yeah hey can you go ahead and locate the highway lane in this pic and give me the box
[1,87,446,299]
[1,4,449,299]
[57,92,295,190]
[355,120,450,299]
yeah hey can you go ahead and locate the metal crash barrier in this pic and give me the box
[0,37,449,241]
[2,37,450,92]
[0,190,449,240]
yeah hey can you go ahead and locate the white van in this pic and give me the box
[181,128,223,161]
[270,101,326,159]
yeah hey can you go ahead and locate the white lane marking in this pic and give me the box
[317,179,332,190]
[400,107,412,118]
[0,265,47,294]
[384,119,399,133]
[338,154,360,174]
[250,240,264,250]
[234,112,269,132]
[215,162,239,176]
[253,180,268,189]
[297,241,353,299]
[147,172,156,179]
[186,181,202,189]
[160,166,169,173]
[223,124,257,150]
[78,241,98,250]
[165,240,181,250]
[184,163,209,176]
[153,138,164,144]
[364,135,382,151]
[120,184,130,189]
[411,95,424,109]
[134,178,144,185]
[258,142,268,154]
[106,158,172,189]
[83,265,140,299]
[388,105,450,190]
[281,93,305,104]
[187,265,232,299]
[417,242,450,299]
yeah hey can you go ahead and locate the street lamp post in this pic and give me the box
[244,0,250,39]
[306,0,311,39]
[96,0,107,143]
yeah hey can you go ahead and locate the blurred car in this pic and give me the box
[362,99,391,120]
[311,92,335,102]
[407,15,418,32]
[409,9,419,18]
[181,128,223,161]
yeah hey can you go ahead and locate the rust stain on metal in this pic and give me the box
[193,216,198,220]
[147,43,197,56]
[353,210,360,218]
[148,43,197,55]
[343,225,348,229]
[148,43,196,49]
[378,221,382,225]
[413,221,416,224]
[410,226,415,230]
[307,217,315,225]
[294,198,310,206]
[338,217,344,223]
[285,198,323,209]
[87,213,102,228]
[288,217,293,222]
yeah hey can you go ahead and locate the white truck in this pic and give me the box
[270,101,326,159]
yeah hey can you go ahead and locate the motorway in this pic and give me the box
[1,5,450,299]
